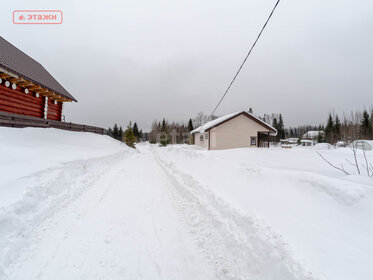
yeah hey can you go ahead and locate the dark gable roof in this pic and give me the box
[0,36,76,101]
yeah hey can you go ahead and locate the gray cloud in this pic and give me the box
[2,0,373,130]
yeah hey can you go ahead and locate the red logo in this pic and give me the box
[13,10,63,24]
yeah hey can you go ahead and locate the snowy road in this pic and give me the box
[4,147,214,280]
[2,143,314,280]
[3,128,372,280]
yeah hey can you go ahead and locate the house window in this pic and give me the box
[205,133,208,139]
[200,135,203,142]
[251,137,257,146]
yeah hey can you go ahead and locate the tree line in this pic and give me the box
[323,109,373,144]
[107,107,373,148]
[106,122,143,148]
[277,108,373,144]
[147,112,219,146]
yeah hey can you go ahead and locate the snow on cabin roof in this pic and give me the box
[190,111,277,135]
[0,36,76,102]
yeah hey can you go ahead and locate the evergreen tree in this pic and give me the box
[124,123,136,148]
[113,123,119,140]
[188,118,194,132]
[133,122,140,141]
[278,114,285,140]
[108,127,113,137]
[317,132,324,143]
[325,114,334,144]
[161,118,167,132]
[334,115,341,141]
[360,110,372,139]
[272,118,279,142]
[160,118,169,146]
[118,126,123,141]
[248,108,253,114]
[159,133,168,147]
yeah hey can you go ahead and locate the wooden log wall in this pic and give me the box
[0,82,44,118]
[47,98,62,121]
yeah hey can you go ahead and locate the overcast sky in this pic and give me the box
[2,0,373,131]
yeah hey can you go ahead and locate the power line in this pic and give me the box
[206,0,281,123]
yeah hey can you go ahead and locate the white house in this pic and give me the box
[190,111,277,150]
[301,139,313,146]
[303,131,324,141]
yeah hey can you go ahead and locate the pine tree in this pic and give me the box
[278,114,285,140]
[124,123,136,148]
[108,127,113,137]
[325,114,334,144]
[160,118,169,146]
[272,118,279,142]
[317,132,324,143]
[334,115,341,141]
[118,126,123,141]
[133,122,140,141]
[113,123,119,140]
[188,118,194,132]
[360,110,372,139]
[159,134,168,147]
[161,118,167,132]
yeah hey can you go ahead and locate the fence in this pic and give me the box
[0,111,104,135]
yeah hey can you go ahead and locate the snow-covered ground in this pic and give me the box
[0,127,372,280]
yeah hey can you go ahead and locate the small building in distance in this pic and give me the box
[351,140,373,151]
[303,130,324,141]
[280,138,299,148]
[0,36,76,121]
[190,111,277,150]
[280,138,299,145]
[301,139,313,147]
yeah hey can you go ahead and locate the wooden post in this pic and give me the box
[43,96,48,119]
[267,132,270,148]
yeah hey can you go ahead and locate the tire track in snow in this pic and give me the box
[152,149,318,280]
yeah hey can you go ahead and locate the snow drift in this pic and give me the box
[155,145,373,280]
[1,127,372,280]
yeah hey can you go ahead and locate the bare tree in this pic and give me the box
[192,112,218,128]
[318,142,372,178]
[317,152,350,175]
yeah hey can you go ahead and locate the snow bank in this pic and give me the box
[155,145,373,280]
[0,127,133,278]
[0,127,128,207]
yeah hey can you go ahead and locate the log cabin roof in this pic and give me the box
[0,36,76,102]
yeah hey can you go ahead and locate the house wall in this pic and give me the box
[194,132,209,149]
[0,82,63,121]
[209,114,270,150]
[0,82,44,118]
[47,98,62,121]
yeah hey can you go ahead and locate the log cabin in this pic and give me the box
[190,111,277,150]
[0,36,76,121]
